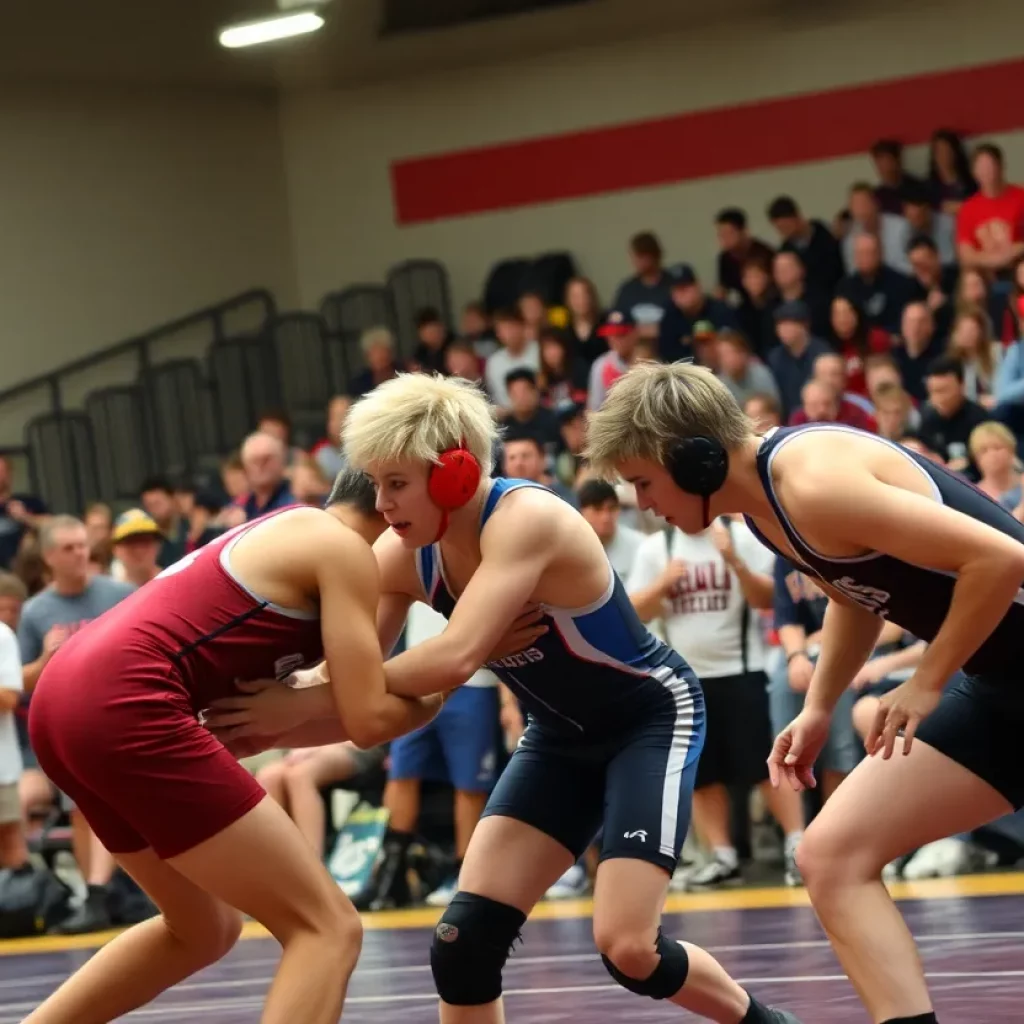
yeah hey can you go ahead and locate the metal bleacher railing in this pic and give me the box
[0,258,455,516]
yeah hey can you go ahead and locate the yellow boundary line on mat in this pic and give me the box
[3,870,1023,957]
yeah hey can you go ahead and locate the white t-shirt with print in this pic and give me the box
[605,524,645,580]
[627,519,775,679]
[0,622,23,785]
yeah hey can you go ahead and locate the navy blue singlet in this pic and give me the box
[745,424,1024,677]
[414,478,697,739]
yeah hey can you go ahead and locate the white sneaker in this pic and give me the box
[424,876,458,907]
[685,857,741,890]
[902,838,997,880]
[545,863,588,900]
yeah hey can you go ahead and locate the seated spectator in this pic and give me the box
[518,291,549,346]
[219,451,248,504]
[863,352,905,402]
[919,357,990,475]
[349,326,400,397]
[0,572,26,633]
[444,338,485,386]
[735,256,779,358]
[110,510,163,588]
[0,455,47,572]
[902,181,957,267]
[789,378,876,432]
[588,310,639,410]
[770,556,858,801]
[563,276,607,364]
[842,181,911,275]
[612,231,673,338]
[258,742,387,862]
[485,308,540,410]
[241,431,294,520]
[870,138,928,216]
[969,422,1022,507]
[537,327,589,407]
[837,233,914,333]
[827,295,892,397]
[83,502,112,551]
[290,455,333,506]
[553,401,587,489]
[658,264,737,363]
[139,476,188,568]
[906,235,957,339]
[503,368,562,454]
[459,300,497,358]
[766,195,845,299]
[577,479,644,578]
[11,542,48,598]
[18,517,135,933]
[502,431,577,507]
[993,333,1024,437]
[744,392,783,432]
[715,330,780,407]
[928,129,978,215]
[257,409,306,466]
[892,301,946,402]
[184,492,226,553]
[714,207,774,304]
[948,309,1002,406]
[773,250,830,340]
[873,381,918,440]
[956,143,1024,280]
[766,300,832,419]
[310,394,352,480]
[374,602,500,908]
[0,582,28,873]
[812,352,875,417]
[408,307,452,374]
[627,516,804,888]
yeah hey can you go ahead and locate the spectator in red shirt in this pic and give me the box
[828,295,892,396]
[956,143,1024,278]
[789,377,876,432]
[811,352,877,420]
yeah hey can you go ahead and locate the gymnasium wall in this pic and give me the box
[280,0,1024,313]
[0,86,297,384]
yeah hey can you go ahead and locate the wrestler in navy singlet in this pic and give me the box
[747,423,1024,805]
[414,478,706,871]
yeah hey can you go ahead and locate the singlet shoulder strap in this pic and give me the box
[481,478,552,527]
[415,544,440,601]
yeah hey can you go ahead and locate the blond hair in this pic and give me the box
[343,373,498,475]
[969,420,1016,460]
[585,362,751,476]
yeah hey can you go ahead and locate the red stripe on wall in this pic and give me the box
[391,57,1024,225]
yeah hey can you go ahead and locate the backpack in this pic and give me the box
[0,864,73,938]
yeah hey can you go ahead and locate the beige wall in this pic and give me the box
[0,85,297,386]
[280,0,1024,317]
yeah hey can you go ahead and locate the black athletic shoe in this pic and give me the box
[49,884,111,935]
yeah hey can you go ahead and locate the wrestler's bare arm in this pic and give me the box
[783,463,1024,695]
[317,527,442,747]
[381,502,560,697]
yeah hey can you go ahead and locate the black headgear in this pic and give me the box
[665,436,729,528]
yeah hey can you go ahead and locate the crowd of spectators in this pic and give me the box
[3,130,1024,931]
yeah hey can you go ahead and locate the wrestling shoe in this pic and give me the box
[685,856,741,890]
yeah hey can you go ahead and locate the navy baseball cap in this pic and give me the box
[598,309,637,337]
[667,263,699,287]
[774,299,811,324]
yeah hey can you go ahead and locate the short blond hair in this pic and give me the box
[969,420,1016,459]
[585,362,751,476]
[343,373,498,475]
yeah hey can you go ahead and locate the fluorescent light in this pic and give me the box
[218,11,325,49]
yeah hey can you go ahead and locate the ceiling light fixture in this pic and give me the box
[218,8,326,49]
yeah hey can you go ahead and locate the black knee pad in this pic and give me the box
[601,929,689,1000]
[430,891,527,1005]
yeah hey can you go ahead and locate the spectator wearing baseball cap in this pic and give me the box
[767,300,833,419]
[611,232,673,338]
[588,310,639,411]
[111,510,164,589]
[658,263,737,363]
